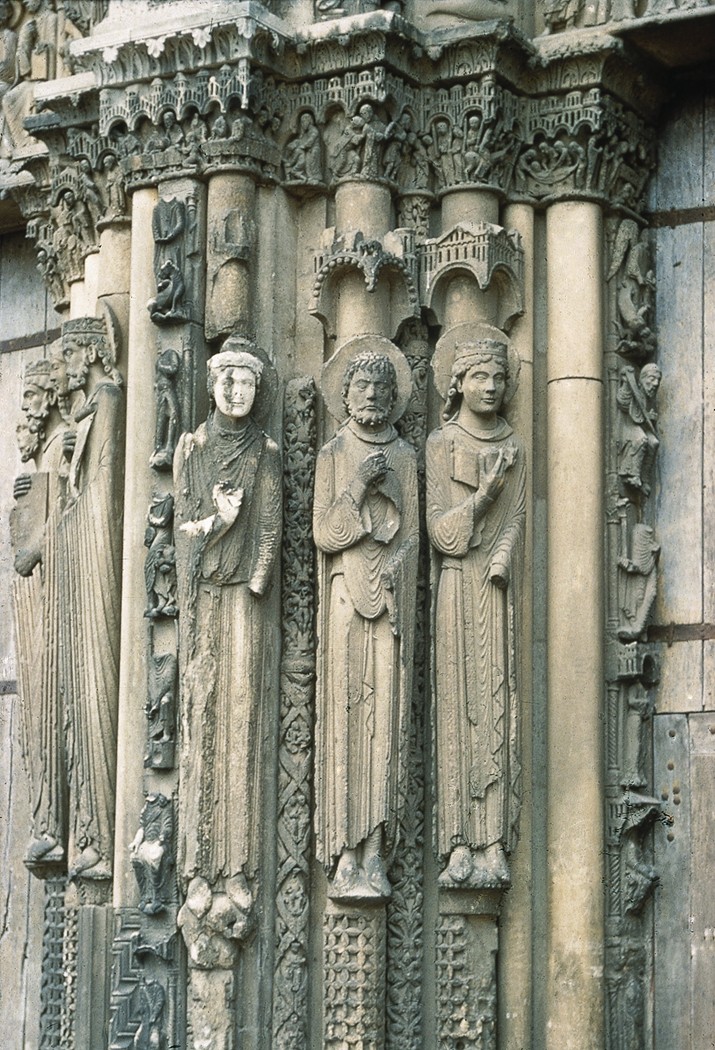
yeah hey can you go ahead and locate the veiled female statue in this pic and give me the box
[173,338,281,910]
[427,325,525,889]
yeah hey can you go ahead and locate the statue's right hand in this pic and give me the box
[356,450,389,489]
[13,474,32,499]
[479,449,508,502]
[63,430,77,458]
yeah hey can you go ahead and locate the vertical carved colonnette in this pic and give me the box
[272,377,318,1050]
[604,212,663,1050]
[436,914,496,1050]
[386,320,431,1050]
[39,877,67,1050]
[60,904,78,1050]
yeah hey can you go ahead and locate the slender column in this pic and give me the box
[334,181,391,345]
[499,201,534,1050]
[545,201,605,1050]
[204,173,256,342]
[113,187,158,906]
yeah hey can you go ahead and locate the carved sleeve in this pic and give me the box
[488,445,526,582]
[313,443,370,554]
[426,431,476,558]
[248,437,282,597]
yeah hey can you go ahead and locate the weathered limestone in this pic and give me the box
[546,201,605,1050]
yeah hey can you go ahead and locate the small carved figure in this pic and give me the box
[150,348,181,470]
[143,490,178,618]
[145,650,177,769]
[147,109,184,152]
[427,333,525,889]
[463,113,494,183]
[621,682,653,790]
[78,158,103,226]
[130,793,174,915]
[150,197,187,321]
[314,339,418,901]
[607,220,656,357]
[131,979,166,1050]
[283,111,323,183]
[184,112,207,166]
[542,0,582,32]
[333,102,388,180]
[617,364,661,496]
[210,112,229,139]
[618,523,659,642]
[429,117,465,188]
[35,243,67,306]
[101,153,126,221]
[174,339,281,901]
[148,259,186,323]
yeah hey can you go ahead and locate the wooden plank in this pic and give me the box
[688,715,715,1046]
[657,640,703,714]
[655,94,704,212]
[704,93,715,208]
[703,219,715,622]
[653,712,692,1050]
[0,231,52,342]
[654,223,704,624]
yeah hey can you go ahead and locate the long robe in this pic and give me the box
[426,416,525,858]
[12,424,70,852]
[313,420,419,869]
[57,380,125,870]
[174,414,281,883]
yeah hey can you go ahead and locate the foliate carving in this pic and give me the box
[273,378,318,1050]
[436,915,496,1050]
[314,339,419,901]
[144,493,178,619]
[427,330,525,889]
[150,349,182,471]
[174,340,281,903]
[145,650,178,771]
[130,794,175,916]
[324,909,387,1048]
[608,220,656,359]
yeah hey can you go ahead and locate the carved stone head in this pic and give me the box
[21,359,55,422]
[16,421,40,463]
[208,340,265,422]
[341,351,398,427]
[444,338,510,420]
[639,363,661,400]
[62,316,121,389]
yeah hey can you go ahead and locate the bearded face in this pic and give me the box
[345,365,394,427]
[64,341,91,392]
[21,382,52,422]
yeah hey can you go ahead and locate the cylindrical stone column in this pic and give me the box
[204,173,256,342]
[545,201,605,1050]
[334,181,392,347]
[499,201,535,1050]
[440,188,501,330]
[113,186,158,907]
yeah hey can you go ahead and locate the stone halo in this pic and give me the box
[321,334,414,424]
[209,335,278,427]
[432,321,521,406]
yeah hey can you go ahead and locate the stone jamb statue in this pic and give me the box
[427,326,526,889]
[173,337,281,927]
[313,336,419,902]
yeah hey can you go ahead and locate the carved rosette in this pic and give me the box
[324,909,387,1048]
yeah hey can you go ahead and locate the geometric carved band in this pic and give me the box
[647,622,715,644]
